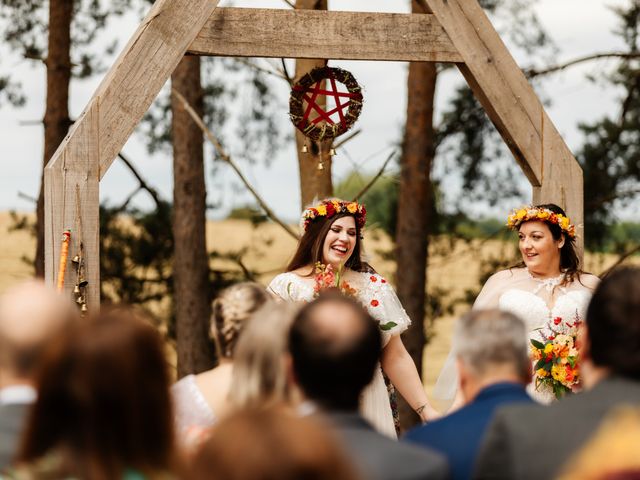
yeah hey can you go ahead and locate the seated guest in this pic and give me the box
[7,308,179,479]
[475,266,640,480]
[0,281,74,468]
[190,407,362,480]
[404,309,532,480]
[288,292,450,480]
[172,282,269,438]
[228,302,300,409]
[556,406,640,480]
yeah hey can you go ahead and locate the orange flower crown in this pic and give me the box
[507,206,576,238]
[301,199,366,232]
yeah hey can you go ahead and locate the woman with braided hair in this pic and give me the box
[267,198,439,438]
[171,282,269,441]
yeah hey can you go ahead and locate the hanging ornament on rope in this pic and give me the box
[289,66,363,169]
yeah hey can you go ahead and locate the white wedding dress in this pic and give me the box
[434,267,599,403]
[267,270,411,438]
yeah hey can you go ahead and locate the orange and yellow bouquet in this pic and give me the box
[313,262,357,298]
[531,314,582,399]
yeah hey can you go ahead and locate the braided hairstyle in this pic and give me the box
[211,283,269,359]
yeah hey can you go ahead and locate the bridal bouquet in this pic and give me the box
[530,314,582,399]
[313,262,357,297]
[312,263,396,332]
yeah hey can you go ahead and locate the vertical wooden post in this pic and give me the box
[533,116,585,255]
[43,0,220,309]
[44,101,100,308]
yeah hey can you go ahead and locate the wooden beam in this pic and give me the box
[44,0,220,306]
[423,0,583,252]
[189,8,463,63]
[44,102,100,308]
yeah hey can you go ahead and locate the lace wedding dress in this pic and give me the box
[267,271,411,438]
[435,267,599,403]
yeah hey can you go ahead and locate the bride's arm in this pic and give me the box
[380,335,439,422]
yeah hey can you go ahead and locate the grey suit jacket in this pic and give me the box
[474,376,640,480]
[0,403,30,469]
[328,411,450,480]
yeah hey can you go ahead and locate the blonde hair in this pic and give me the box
[212,283,269,358]
[228,302,299,409]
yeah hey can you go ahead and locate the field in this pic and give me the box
[0,211,632,407]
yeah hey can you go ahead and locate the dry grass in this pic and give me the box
[1,211,635,399]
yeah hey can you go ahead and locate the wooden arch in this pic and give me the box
[44,0,583,308]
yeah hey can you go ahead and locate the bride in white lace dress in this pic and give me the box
[268,198,439,437]
[435,204,599,404]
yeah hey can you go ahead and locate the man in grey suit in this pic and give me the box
[288,292,450,480]
[475,266,640,480]
[0,281,74,468]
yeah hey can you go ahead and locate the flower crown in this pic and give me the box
[507,206,576,238]
[301,199,366,232]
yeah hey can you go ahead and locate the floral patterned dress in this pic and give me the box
[267,270,411,438]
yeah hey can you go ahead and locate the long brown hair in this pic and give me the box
[286,212,372,275]
[18,308,177,479]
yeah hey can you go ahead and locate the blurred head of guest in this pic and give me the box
[287,293,449,480]
[228,302,300,409]
[15,307,177,480]
[190,407,361,480]
[454,309,531,403]
[0,281,75,469]
[583,266,640,386]
[172,282,270,439]
[0,281,74,389]
[212,282,270,359]
[288,292,381,412]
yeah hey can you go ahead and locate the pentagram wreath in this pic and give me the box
[289,66,363,142]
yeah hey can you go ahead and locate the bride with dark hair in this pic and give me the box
[435,204,600,405]
[268,198,439,437]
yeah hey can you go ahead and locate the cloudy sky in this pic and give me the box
[0,0,631,221]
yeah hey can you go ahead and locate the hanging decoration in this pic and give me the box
[72,244,88,314]
[289,66,363,147]
[56,230,71,292]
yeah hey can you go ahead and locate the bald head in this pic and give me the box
[0,281,75,383]
[289,293,381,411]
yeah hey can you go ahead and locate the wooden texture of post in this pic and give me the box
[422,0,584,254]
[44,102,100,307]
[44,0,220,306]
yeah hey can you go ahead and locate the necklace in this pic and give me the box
[526,269,565,294]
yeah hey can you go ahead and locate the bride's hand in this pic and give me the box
[418,404,441,423]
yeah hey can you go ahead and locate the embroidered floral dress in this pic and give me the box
[267,270,411,438]
[434,267,599,403]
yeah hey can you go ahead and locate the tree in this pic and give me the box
[171,57,215,376]
[392,0,438,429]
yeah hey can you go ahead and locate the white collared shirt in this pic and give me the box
[0,385,37,406]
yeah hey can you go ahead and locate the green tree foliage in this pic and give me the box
[578,2,640,250]
[0,0,130,83]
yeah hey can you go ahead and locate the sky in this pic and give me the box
[0,0,632,222]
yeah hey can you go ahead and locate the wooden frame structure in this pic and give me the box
[44,0,583,307]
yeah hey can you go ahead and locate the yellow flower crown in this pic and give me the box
[301,199,366,232]
[507,206,576,238]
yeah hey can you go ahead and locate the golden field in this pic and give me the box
[0,211,633,405]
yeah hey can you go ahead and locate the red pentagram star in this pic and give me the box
[294,69,361,130]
